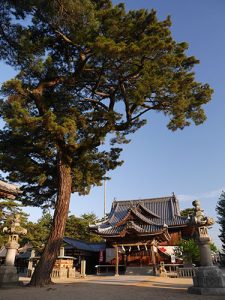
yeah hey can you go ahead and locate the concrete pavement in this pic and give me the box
[0,275,224,300]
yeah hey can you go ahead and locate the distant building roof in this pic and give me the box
[63,237,106,252]
[89,195,188,242]
[0,244,33,259]
[0,180,21,199]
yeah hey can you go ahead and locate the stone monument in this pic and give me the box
[0,214,27,286]
[188,200,225,295]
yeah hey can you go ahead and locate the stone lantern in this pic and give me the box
[187,200,225,295]
[0,214,27,286]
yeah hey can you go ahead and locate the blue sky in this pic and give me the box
[0,0,225,248]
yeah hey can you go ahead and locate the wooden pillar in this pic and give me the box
[114,245,119,276]
[124,254,127,268]
[150,241,157,276]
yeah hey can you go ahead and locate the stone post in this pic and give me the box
[27,249,36,277]
[114,245,119,276]
[80,259,86,278]
[0,214,27,286]
[187,200,225,295]
[60,246,65,257]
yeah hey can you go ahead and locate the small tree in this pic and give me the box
[176,238,200,265]
[216,191,225,253]
[65,213,102,242]
[210,242,218,253]
[0,0,213,285]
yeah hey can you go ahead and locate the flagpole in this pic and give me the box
[104,179,106,219]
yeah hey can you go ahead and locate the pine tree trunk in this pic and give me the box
[29,157,72,286]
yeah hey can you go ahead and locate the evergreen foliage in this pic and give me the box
[0,199,22,223]
[216,191,225,253]
[0,210,101,248]
[210,242,218,253]
[0,202,28,246]
[0,0,213,285]
[65,213,103,242]
[23,212,53,251]
[180,208,195,217]
[176,238,200,265]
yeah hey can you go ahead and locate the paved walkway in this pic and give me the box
[0,275,224,300]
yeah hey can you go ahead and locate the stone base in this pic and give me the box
[51,267,76,278]
[0,266,19,286]
[187,266,225,295]
[188,286,225,295]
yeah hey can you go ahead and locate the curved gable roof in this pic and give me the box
[89,195,188,239]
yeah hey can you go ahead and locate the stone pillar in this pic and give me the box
[187,200,225,295]
[114,245,119,276]
[60,246,65,257]
[80,259,86,278]
[27,249,35,277]
[5,235,19,266]
[198,231,213,267]
[0,214,27,286]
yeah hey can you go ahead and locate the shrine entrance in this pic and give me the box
[113,241,158,276]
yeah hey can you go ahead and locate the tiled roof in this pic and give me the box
[89,195,188,239]
[63,237,106,252]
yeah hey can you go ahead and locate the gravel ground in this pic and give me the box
[0,275,224,300]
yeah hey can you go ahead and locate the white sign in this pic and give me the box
[171,254,176,263]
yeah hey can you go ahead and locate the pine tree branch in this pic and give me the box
[120,82,131,122]
[83,98,108,111]
[29,76,65,114]
[131,107,152,121]
[95,91,110,97]
[55,30,75,45]
[109,94,115,111]
[33,77,65,94]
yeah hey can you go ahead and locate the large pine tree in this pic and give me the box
[0,0,213,285]
[216,192,225,253]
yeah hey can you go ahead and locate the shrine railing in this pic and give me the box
[158,263,196,278]
[177,267,196,278]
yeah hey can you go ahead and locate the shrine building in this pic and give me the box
[89,194,190,275]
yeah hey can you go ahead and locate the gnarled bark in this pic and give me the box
[29,158,72,286]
